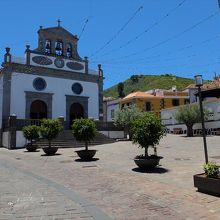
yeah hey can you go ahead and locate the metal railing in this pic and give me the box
[16,119,41,130]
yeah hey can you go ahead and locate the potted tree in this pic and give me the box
[131,113,165,169]
[194,162,220,196]
[114,104,144,139]
[40,119,63,155]
[22,125,40,152]
[72,118,97,160]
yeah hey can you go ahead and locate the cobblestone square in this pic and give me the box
[0,134,220,219]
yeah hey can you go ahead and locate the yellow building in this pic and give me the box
[120,90,189,117]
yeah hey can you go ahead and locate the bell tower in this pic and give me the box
[35,22,81,60]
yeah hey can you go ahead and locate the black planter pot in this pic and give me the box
[134,156,163,169]
[75,150,97,161]
[42,147,58,155]
[25,143,38,152]
[194,173,220,197]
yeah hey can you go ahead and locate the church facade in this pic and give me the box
[0,23,104,148]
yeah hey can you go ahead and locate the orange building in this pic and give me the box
[120,89,189,117]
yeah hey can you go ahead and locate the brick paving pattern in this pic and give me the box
[0,134,220,219]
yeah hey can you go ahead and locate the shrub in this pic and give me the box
[72,118,97,151]
[22,125,40,145]
[131,113,165,158]
[40,119,63,148]
[203,162,219,178]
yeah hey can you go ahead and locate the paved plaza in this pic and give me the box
[0,134,220,220]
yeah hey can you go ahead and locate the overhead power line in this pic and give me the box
[79,18,89,39]
[90,5,143,57]
[96,10,219,62]
[91,34,220,65]
[100,0,187,57]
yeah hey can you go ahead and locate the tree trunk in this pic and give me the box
[154,147,157,156]
[144,147,149,158]
[30,139,33,146]
[85,142,88,151]
[49,140,51,148]
[187,126,193,137]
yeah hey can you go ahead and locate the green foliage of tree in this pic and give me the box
[114,104,144,138]
[22,125,40,145]
[203,162,219,178]
[117,82,125,98]
[175,104,209,137]
[130,75,139,83]
[131,113,165,158]
[72,118,97,151]
[40,119,63,148]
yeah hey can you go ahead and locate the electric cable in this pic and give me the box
[99,0,187,57]
[93,10,219,62]
[90,5,143,57]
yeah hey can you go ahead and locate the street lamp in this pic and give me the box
[194,75,208,164]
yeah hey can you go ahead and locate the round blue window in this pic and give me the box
[33,78,46,91]
[72,83,83,94]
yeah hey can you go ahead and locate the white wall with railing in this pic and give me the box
[161,99,220,131]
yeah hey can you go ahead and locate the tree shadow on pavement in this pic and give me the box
[24,150,40,153]
[132,167,169,174]
[74,158,99,162]
[41,153,62,157]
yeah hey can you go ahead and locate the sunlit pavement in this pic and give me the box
[0,134,220,220]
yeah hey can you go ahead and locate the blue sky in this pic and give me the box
[0,0,220,89]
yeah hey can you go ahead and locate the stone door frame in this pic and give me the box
[25,91,53,119]
[66,95,89,127]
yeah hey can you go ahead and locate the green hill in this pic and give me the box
[104,74,195,98]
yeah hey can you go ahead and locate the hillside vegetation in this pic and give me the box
[104,74,194,98]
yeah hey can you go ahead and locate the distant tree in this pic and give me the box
[114,104,144,139]
[130,75,139,83]
[117,82,125,98]
[175,104,209,137]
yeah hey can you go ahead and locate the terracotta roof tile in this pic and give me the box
[123,91,160,100]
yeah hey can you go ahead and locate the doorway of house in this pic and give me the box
[69,103,84,127]
[30,100,47,119]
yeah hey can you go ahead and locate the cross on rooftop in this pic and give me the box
[57,19,61,27]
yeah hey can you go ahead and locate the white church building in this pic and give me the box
[0,23,104,149]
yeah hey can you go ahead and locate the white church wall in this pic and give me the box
[16,131,26,148]
[0,76,3,129]
[10,72,99,120]
[2,131,9,148]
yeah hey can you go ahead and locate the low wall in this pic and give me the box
[0,129,2,147]
[2,131,26,149]
[16,131,26,148]
[165,120,220,132]
[100,130,125,139]
[2,131,9,148]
